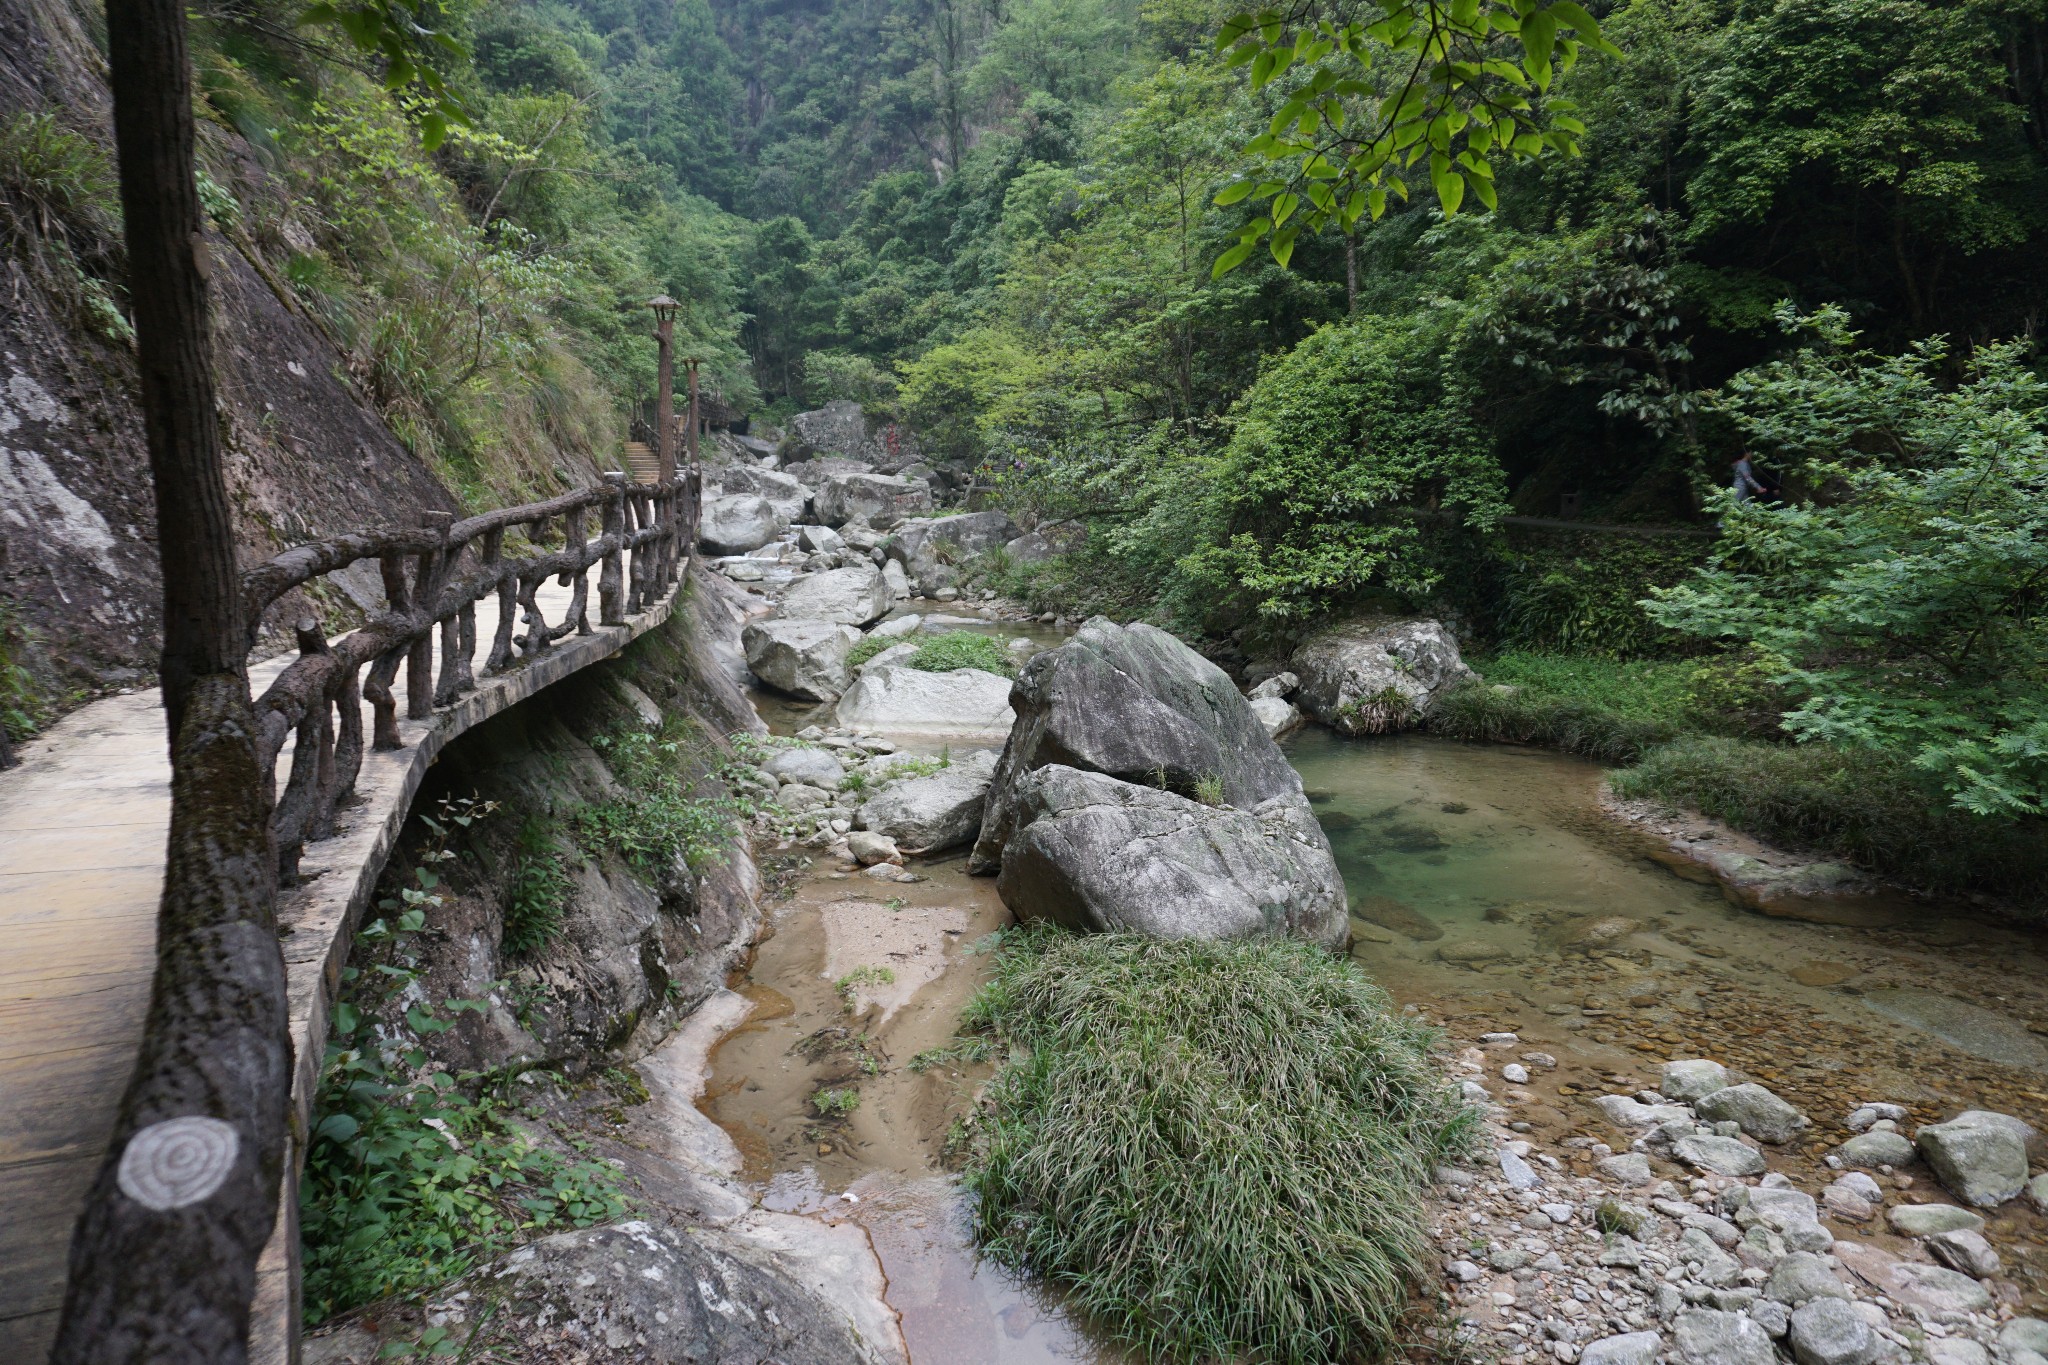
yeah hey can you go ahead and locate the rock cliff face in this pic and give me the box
[361,569,766,1075]
[0,0,520,721]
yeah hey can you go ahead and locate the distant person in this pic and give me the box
[1731,451,1771,503]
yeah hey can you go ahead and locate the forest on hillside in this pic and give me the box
[5,0,2046,869]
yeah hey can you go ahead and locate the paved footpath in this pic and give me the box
[0,575,671,1360]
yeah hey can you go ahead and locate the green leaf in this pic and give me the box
[333,1002,361,1035]
[1212,242,1255,279]
[315,1112,360,1143]
[1214,181,1256,206]
[1270,228,1297,269]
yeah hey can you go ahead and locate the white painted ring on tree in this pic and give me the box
[116,1115,240,1211]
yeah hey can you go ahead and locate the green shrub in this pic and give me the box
[1175,317,1507,627]
[1612,737,2048,905]
[303,799,628,1323]
[960,929,1474,1365]
[573,727,749,874]
[503,817,572,955]
[1477,652,1699,730]
[1491,536,1709,658]
[907,630,1015,676]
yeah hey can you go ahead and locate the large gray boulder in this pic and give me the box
[813,471,932,529]
[782,399,922,470]
[777,565,893,626]
[1788,1298,1878,1365]
[783,399,871,460]
[835,664,1016,737]
[887,510,1019,562]
[763,746,846,790]
[743,619,862,701]
[699,494,786,556]
[994,766,1348,948]
[856,750,999,853]
[969,618,1345,948]
[1917,1111,2037,1206]
[885,511,1020,594]
[1579,1334,1661,1365]
[711,465,811,522]
[1290,617,1475,734]
[973,617,1312,872]
[480,1221,879,1364]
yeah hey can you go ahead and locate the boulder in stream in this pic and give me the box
[710,465,811,522]
[856,749,999,854]
[835,664,1015,737]
[700,494,787,556]
[1290,617,1474,734]
[1917,1110,2038,1206]
[813,471,932,529]
[743,619,861,701]
[970,617,1345,947]
[480,1221,880,1365]
[777,564,893,626]
[993,765,1347,947]
[884,511,1019,594]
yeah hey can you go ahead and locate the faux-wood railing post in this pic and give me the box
[483,527,515,673]
[364,552,409,750]
[272,617,332,885]
[599,473,626,625]
[407,512,450,720]
[563,502,592,635]
[625,490,648,616]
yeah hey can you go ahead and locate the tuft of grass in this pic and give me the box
[834,964,895,1011]
[1428,677,1680,764]
[1192,773,1224,807]
[958,928,1476,1365]
[0,112,118,235]
[847,634,896,670]
[1613,737,2048,906]
[907,630,1016,676]
[811,1086,861,1116]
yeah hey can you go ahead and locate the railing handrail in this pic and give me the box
[242,467,701,881]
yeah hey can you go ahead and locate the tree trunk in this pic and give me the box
[1344,229,1358,315]
[51,0,291,1359]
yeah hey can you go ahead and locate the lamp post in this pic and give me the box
[648,295,678,485]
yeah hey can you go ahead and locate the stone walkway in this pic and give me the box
[0,573,680,1361]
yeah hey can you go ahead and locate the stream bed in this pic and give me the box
[701,691,2048,1359]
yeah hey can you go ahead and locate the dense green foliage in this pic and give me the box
[960,927,1474,1363]
[303,801,628,1323]
[573,725,754,873]
[1648,311,2048,817]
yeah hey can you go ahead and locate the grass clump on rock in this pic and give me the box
[909,629,1015,676]
[959,928,1475,1364]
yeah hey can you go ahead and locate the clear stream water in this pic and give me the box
[707,641,2048,1361]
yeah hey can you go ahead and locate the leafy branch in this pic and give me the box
[1211,0,1618,274]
